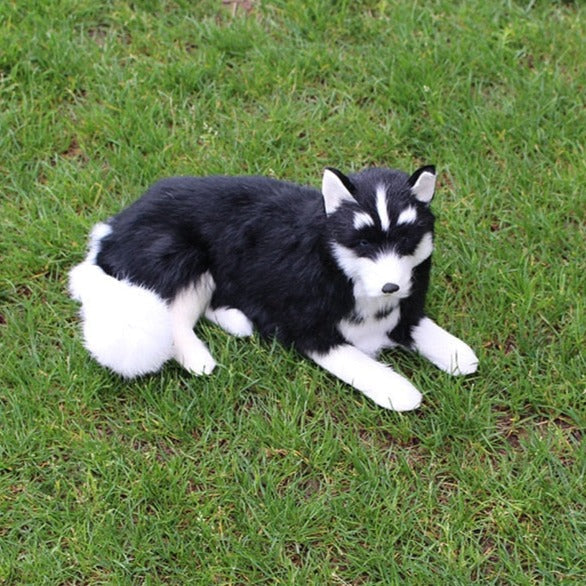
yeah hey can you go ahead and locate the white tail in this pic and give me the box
[69,261,174,378]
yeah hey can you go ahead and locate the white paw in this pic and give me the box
[425,338,479,376]
[309,344,423,412]
[412,317,478,376]
[369,374,423,412]
[176,349,217,375]
[205,307,254,337]
[446,341,479,375]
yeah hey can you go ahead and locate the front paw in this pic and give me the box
[448,341,479,375]
[368,374,423,412]
[412,318,478,376]
[426,337,478,376]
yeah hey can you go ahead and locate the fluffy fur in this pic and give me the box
[69,165,478,411]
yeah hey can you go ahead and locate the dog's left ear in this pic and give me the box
[409,165,436,203]
[322,167,357,215]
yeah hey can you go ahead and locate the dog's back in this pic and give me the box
[93,176,353,352]
[96,176,315,298]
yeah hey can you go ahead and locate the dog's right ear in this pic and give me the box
[322,168,357,215]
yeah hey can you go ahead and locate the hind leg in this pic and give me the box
[169,272,217,375]
[205,306,254,337]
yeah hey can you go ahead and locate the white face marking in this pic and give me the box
[332,244,411,298]
[331,231,433,299]
[411,232,434,266]
[375,184,390,231]
[397,206,417,225]
[353,212,375,230]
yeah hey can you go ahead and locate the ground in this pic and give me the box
[0,0,584,583]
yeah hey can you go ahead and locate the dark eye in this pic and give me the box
[356,239,370,249]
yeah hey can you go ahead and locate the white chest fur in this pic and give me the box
[337,296,400,357]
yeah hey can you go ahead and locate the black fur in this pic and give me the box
[95,169,434,355]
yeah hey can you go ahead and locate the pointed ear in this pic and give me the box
[322,167,357,215]
[409,165,436,203]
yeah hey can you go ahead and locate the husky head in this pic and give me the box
[323,165,436,300]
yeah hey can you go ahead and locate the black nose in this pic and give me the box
[382,282,400,294]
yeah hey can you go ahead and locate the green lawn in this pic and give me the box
[1,0,584,583]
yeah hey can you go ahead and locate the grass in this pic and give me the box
[1,0,584,583]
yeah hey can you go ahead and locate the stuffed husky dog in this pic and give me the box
[69,165,478,411]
